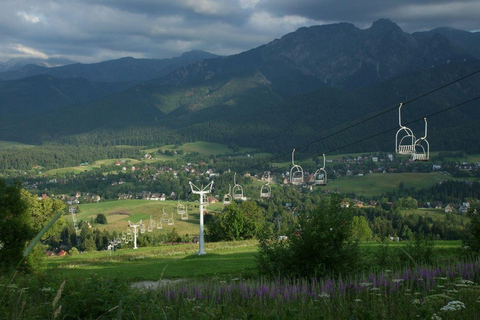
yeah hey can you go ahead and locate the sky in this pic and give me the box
[1,0,480,64]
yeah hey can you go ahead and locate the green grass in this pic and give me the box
[328,172,459,197]
[46,240,463,281]
[69,200,225,235]
[400,208,448,221]
[47,240,259,280]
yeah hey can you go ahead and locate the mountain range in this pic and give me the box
[1,19,479,156]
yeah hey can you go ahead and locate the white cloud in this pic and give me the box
[248,11,323,34]
[12,44,48,59]
[239,0,260,9]
[17,11,41,24]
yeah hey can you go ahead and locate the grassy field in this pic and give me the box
[400,208,451,221]
[328,172,458,197]
[47,240,259,280]
[145,141,257,156]
[46,240,462,281]
[69,200,225,235]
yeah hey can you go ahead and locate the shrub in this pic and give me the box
[69,247,79,256]
[257,195,359,278]
[95,213,107,224]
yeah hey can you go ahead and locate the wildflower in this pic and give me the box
[412,299,421,305]
[456,279,474,285]
[354,299,362,302]
[370,287,380,291]
[431,313,442,320]
[392,279,404,284]
[440,301,465,311]
[319,292,330,298]
[40,287,53,292]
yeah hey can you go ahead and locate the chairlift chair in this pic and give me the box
[232,173,246,200]
[412,118,430,161]
[177,201,186,215]
[313,154,328,186]
[148,217,155,232]
[181,212,188,220]
[290,149,304,185]
[157,221,163,229]
[121,233,126,242]
[260,172,271,198]
[140,224,146,234]
[162,207,169,223]
[395,103,416,155]
[223,184,232,205]
[168,212,174,226]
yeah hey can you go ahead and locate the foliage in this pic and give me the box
[0,179,34,271]
[463,200,480,256]
[257,195,359,278]
[3,260,480,319]
[94,213,107,224]
[206,201,265,241]
[351,215,374,241]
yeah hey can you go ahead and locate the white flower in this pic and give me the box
[354,299,362,302]
[319,292,330,298]
[392,279,404,283]
[431,313,442,320]
[440,301,465,311]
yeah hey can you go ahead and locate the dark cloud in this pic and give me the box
[0,0,478,63]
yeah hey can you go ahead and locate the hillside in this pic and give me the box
[0,50,218,82]
[0,19,479,154]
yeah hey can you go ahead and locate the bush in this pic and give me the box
[69,247,80,256]
[257,195,359,278]
[95,213,107,224]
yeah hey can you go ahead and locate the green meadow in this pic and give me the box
[328,172,459,197]
[69,200,225,235]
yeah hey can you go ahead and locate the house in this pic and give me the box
[372,157,378,162]
[445,204,456,213]
[160,193,166,201]
[432,165,442,171]
[459,206,468,214]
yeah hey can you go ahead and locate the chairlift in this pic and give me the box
[126,227,132,237]
[232,172,246,201]
[260,172,271,198]
[140,224,146,234]
[181,212,188,221]
[223,184,232,205]
[148,216,155,232]
[162,207,169,223]
[312,154,327,186]
[412,118,430,161]
[395,103,416,155]
[290,149,304,185]
[168,212,174,226]
[177,201,186,215]
[121,232,126,241]
[157,221,163,229]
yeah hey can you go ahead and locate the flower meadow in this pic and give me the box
[141,262,480,319]
[3,261,480,319]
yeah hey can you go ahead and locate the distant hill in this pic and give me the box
[414,27,480,59]
[0,50,218,82]
[0,57,75,72]
[0,19,479,155]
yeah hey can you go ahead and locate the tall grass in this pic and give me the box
[2,261,480,319]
